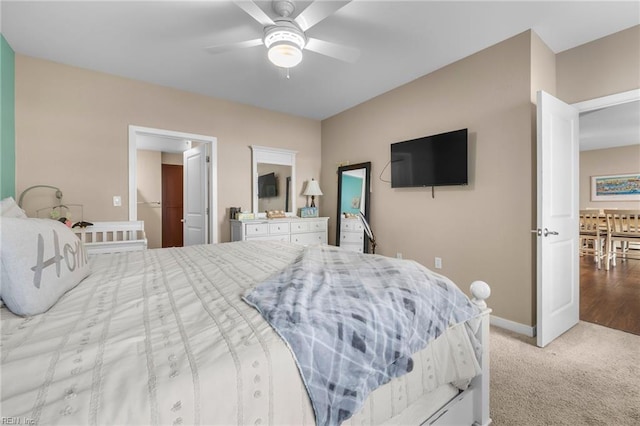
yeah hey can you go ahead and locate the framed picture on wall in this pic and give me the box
[591,173,640,201]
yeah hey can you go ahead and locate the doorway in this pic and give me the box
[573,90,640,335]
[162,163,183,247]
[536,89,639,346]
[128,125,218,246]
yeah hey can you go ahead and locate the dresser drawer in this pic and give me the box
[341,231,364,244]
[292,232,327,245]
[341,220,364,232]
[245,223,269,236]
[308,220,327,232]
[290,221,310,233]
[340,242,364,253]
[248,235,290,243]
[269,222,290,235]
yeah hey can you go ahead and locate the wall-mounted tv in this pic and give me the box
[390,128,468,188]
[258,172,278,198]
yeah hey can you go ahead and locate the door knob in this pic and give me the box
[531,228,559,237]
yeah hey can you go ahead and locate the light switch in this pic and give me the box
[113,196,122,207]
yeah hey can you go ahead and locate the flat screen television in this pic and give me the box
[390,128,468,188]
[258,172,278,198]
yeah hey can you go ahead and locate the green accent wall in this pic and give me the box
[1,34,16,199]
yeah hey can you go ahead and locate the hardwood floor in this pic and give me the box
[580,253,640,335]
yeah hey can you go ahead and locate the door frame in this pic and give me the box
[128,125,218,244]
[572,88,639,113]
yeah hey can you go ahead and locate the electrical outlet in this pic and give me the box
[113,196,122,207]
[435,257,442,269]
[396,253,403,259]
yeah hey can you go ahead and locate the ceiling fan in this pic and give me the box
[206,0,360,69]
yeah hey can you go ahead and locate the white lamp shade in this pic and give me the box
[303,179,323,196]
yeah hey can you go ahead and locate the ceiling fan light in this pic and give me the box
[268,42,303,68]
[264,27,305,50]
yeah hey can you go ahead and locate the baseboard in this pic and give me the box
[490,315,536,337]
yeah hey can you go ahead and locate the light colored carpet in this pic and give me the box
[490,321,640,425]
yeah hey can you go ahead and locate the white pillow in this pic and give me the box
[1,197,27,218]
[0,217,90,316]
[0,198,28,300]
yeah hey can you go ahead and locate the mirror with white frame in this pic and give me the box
[251,145,296,216]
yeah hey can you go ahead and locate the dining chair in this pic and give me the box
[579,210,606,269]
[603,209,640,271]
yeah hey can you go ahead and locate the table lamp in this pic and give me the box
[303,179,323,208]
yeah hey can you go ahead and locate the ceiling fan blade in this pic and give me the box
[294,0,352,32]
[205,39,263,55]
[233,0,275,27]
[305,38,360,63]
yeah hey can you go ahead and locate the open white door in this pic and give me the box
[535,91,580,347]
[183,145,208,246]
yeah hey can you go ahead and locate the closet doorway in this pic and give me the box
[162,163,183,248]
[128,126,218,247]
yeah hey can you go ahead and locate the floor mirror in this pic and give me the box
[336,162,371,253]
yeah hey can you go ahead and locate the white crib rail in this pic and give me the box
[74,221,147,255]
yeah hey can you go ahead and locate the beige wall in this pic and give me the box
[15,55,321,242]
[322,31,536,325]
[557,25,640,104]
[580,145,640,210]
[136,149,162,249]
[530,31,557,102]
[559,25,640,220]
[161,152,183,165]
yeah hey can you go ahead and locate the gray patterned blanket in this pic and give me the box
[243,245,480,426]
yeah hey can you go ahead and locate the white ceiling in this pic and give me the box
[579,100,640,151]
[2,1,639,121]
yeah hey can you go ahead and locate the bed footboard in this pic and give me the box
[423,281,492,426]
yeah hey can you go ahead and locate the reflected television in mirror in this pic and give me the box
[258,172,278,198]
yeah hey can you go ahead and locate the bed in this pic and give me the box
[0,214,491,426]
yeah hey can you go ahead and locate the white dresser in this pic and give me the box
[339,217,365,253]
[231,217,329,246]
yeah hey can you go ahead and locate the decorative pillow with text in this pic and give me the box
[0,217,91,316]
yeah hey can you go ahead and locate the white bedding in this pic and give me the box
[0,241,480,425]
